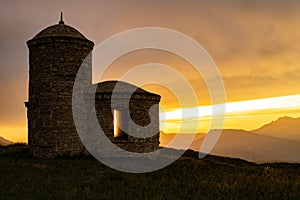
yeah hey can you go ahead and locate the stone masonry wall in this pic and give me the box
[94,82,161,154]
[26,37,93,158]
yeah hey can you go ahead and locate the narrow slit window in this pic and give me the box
[113,109,128,140]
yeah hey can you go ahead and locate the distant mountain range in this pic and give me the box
[160,117,300,163]
[0,136,13,146]
[253,116,300,141]
[160,132,205,149]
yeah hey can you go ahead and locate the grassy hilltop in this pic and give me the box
[0,144,299,200]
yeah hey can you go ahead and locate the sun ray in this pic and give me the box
[160,94,300,133]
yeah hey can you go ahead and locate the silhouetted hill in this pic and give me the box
[160,131,205,149]
[0,144,299,199]
[201,129,300,163]
[0,136,13,146]
[161,129,300,163]
[253,116,300,141]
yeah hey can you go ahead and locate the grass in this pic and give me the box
[0,144,299,199]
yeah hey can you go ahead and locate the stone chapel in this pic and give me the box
[25,15,160,158]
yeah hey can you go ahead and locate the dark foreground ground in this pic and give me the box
[0,144,299,200]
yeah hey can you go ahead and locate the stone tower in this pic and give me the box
[26,15,94,157]
[26,16,161,158]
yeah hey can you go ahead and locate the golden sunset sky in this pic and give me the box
[0,0,300,142]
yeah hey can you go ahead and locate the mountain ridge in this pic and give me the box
[160,120,300,163]
[0,136,13,146]
[253,116,300,141]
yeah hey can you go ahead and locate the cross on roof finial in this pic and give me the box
[59,12,64,24]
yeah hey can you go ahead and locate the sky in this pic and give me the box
[0,0,300,142]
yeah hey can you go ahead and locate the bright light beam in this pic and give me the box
[160,94,300,133]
